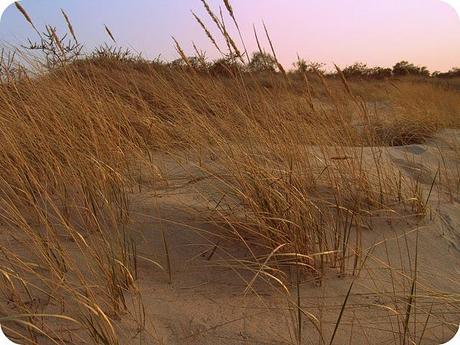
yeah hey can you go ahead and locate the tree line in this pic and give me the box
[168,52,459,79]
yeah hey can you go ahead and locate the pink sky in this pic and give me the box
[231,0,460,71]
[1,0,460,71]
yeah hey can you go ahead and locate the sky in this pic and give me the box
[0,0,459,72]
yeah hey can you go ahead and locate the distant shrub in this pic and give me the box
[167,55,210,73]
[92,44,137,61]
[248,51,277,72]
[341,62,392,80]
[23,25,83,69]
[392,60,430,77]
[433,67,460,79]
[342,62,369,78]
[293,59,326,75]
[209,57,243,77]
[367,66,393,79]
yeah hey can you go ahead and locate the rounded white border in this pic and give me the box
[443,326,460,345]
[441,1,460,18]
[0,0,16,22]
[0,325,18,345]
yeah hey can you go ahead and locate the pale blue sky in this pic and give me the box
[1,0,459,71]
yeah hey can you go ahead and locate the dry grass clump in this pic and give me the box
[0,63,155,343]
[359,80,460,146]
